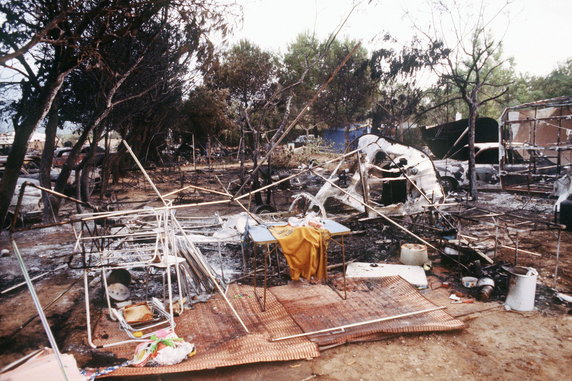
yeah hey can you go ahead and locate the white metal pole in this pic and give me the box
[12,241,70,381]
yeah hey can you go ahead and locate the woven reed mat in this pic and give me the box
[91,283,319,377]
[269,276,465,347]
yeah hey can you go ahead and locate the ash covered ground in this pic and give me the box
[0,166,571,379]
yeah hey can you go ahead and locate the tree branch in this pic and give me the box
[0,9,71,65]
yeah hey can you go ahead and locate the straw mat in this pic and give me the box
[269,276,465,347]
[92,283,319,377]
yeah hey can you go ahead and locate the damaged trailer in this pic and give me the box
[302,134,445,217]
[500,96,572,193]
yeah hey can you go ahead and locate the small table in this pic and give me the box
[248,219,351,311]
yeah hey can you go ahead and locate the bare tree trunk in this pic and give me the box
[40,95,60,223]
[467,102,478,200]
[0,69,70,227]
[80,125,105,202]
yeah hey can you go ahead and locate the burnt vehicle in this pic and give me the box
[5,177,43,227]
[296,134,445,217]
[52,145,105,168]
[420,117,501,193]
[433,143,501,192]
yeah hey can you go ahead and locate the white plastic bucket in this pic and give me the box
[505,266,538,311]
[400,243,428,266]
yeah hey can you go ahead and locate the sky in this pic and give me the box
[230,0,572,76]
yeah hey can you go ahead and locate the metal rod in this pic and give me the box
[514,232,519,266]
[271,306,447,341]
[493,217,499,260]
[554,229,562,290]
[341,235,347,300]
[458,234,542,257]
[12,241,69,381]
[0,264,67,295]
[213,174,263,224]
[26,182,97,210]
[192,133,196,172]
[0,348,44,374]
[123,141,167,205]
[162,183,229,199]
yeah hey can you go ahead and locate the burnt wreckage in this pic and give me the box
[298,134,445,217]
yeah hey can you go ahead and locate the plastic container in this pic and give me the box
[505,266,538,311]
[461,276,478,288]
[400,243,428,266]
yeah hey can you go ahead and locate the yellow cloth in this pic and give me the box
[268,225,330,281]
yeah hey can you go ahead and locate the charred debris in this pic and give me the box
[1,110,571,377]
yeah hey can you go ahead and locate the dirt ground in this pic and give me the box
[1,164,571,380]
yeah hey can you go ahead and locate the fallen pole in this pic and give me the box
[162,183,229,199]
[270,306,447,341]
[12,241,70,381]
[213,175,263,225]
[458,234,542,257]
[1,264,67,294]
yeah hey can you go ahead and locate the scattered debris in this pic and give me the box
[1,120,571,379]
[555,292,572,304]
[310,134,445,217]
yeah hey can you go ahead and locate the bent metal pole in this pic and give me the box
[271,306,446,341]
[12,241,70,381]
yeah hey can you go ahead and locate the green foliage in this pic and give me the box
[280,33,322,127]
[281,33,374,131]
[315,39,373,128]
[509,59,572,104]
[178,87,238,145]
[422,57,572,124]
[369,36,447,137]
[205,39,278,108]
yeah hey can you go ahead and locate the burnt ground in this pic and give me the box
[0,164,571,380]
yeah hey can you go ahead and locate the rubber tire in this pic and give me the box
[440,177,458,194]
[253,204,277,214]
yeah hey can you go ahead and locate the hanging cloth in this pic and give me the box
[268,225,330,281]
